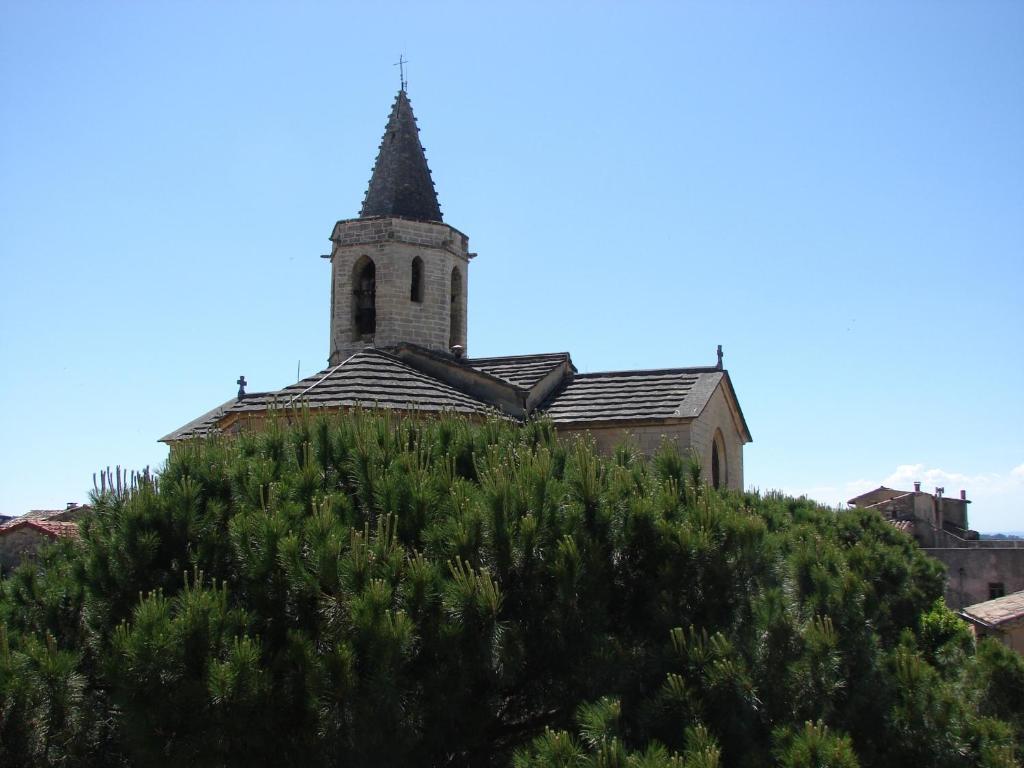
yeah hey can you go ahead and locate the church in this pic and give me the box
[162,88,752,491]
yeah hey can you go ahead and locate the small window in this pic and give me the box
[411,257,424,303]
[990,582,1006,600]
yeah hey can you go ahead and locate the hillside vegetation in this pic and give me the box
[1,412,1022,767]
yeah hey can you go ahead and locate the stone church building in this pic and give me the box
[163,89,752,491]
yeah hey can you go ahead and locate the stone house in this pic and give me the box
[848,485,1024,608]
[960,590,1024,656]
[0,505,86,573]
[163,89,751,490]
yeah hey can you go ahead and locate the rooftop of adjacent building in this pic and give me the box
[962,590,1024,629]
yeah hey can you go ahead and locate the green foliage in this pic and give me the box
[0,410,1020,767]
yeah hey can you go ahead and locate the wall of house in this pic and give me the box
[975,621,1024,655]
[688,385,744,492]
[0,528,49,573]
[329,217,471,364]
[559,423,694,459]
[558,393,745,492]
[926,547,1024,609]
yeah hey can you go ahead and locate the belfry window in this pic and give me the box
[353,257,376,338]
[411,257,424,303]
[449,267,463,349]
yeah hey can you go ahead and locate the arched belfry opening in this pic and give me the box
[711,429,727,490]
[411,257,424,303]
[353,256,376,339]
[449,266,463,349]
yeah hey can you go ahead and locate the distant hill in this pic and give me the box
[980,532,1024,541]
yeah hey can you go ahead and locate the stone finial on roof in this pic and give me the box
[716,345,723,370]
[360,90,443,222]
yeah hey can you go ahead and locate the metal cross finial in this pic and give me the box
[395,54,408,92]
[716,345,723,370]
[237,375,247,399]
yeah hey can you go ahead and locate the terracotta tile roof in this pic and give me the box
[848,486,912,507]
[0,519,80,540]
[962,590,1024,628]
[466,353,572,389]
[540,368,724,424]
[0,506,89,530]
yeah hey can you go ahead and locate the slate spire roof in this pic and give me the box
[360,90,443,221]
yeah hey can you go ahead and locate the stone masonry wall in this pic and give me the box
[329,217,470,364]
[558,387,745,492]
[925,547,1024,609]
[688,385,745,491]
[0,528,50,573]
[559,423,694,459]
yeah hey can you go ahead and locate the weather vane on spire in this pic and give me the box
[395,54,408,92]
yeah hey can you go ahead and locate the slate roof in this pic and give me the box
[159,396,267,443]
[962,590,1024,628]
[467,353,572,389]
[540,368,725,425]
[163,350,496,441]
[163,347,751,444]
[360,90,442,222]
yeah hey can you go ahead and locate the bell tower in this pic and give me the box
[328,89,473,365]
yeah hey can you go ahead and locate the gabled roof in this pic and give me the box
[467,353,574,389]
[162,347,751,444]
[162,350,496,441]
[360,90,442,222]
[237,350,493,416]
[962,590,1024,629]
[539,367,751,442]
[0,519,80,540]
[847,486,913,508]
[0,506,89,529]
[159,396,266,443]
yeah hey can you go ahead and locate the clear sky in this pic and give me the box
[2,2,1022,531]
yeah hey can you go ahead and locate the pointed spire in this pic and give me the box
[360,90,443,221]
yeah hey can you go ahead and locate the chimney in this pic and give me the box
[914,481,921,492]
[960,490,967,501]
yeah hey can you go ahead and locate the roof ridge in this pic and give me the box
[575,367,722,378]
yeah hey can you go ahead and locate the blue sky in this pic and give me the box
[2,2,1022,530]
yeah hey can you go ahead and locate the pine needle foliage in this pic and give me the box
[0,410,1020,767]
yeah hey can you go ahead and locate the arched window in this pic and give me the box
[410,257,424,303]
[711,429,727,490]
[449,266,463,349]
[352,256,376,338]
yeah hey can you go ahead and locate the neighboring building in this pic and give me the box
[960,590,1024,655]
[0,504,87,573]
[162,89,752,490]
[848,485,1024,608]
